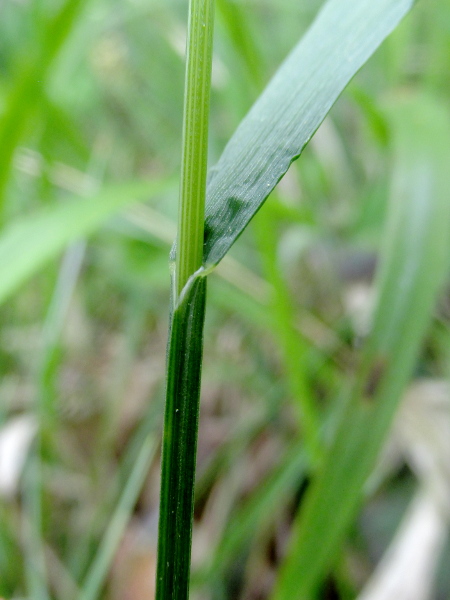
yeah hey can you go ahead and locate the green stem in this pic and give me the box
[176,0,215,296]
[156,0,215,598]
[156,277,208,600]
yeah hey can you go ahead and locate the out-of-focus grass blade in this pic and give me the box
[0,0,91,217]
[79,435,157,600]
[272,93,450,599]
[202,0,415,268]
[23,455,50,600]
[0,179,172,307]
[0,511,23,597]
[194,440,307,587]
[253,206,320,460]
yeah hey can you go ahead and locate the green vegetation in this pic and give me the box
[156,0,214,598]
[0,0,449,599]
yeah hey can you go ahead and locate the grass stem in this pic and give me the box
[176,0,215,295]
[156,0,215,598]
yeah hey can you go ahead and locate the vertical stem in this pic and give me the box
[156,277,207,600]
[176,0,215,296]
[156,0,215,598]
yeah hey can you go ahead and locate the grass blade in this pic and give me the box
[202,0,415,268]
[79,435,157,600]
[23,455,51,600]
[197,440,307,585]
[253,206,320,461]
[272,93,450,599]
[0,0,90,219]
[0,179,172,307]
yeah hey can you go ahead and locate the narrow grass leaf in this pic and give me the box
[23,455,50,600]
[0,179,172,307]
[272,93,450,600]
[0,510,23,596]
[202,0,415,267]
[196,441,307,585]
[253,206,320,461]
[79,435,157,600]
[0,0,91,217]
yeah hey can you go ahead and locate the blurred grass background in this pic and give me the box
[0,0,450,599]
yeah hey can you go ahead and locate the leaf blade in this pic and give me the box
[0,179,172,307]
[203,0,415,267]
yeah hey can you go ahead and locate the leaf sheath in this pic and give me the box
[156,276,207,600]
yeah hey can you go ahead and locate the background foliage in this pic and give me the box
[0,0,449,599]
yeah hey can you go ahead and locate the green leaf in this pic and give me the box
[79,435,158,600]
[199,441,307,584]
[253,205,320,460]
[0,0,91,218]
[272,93,450,599]
[202,0,415,267]
[0,179,172,307]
